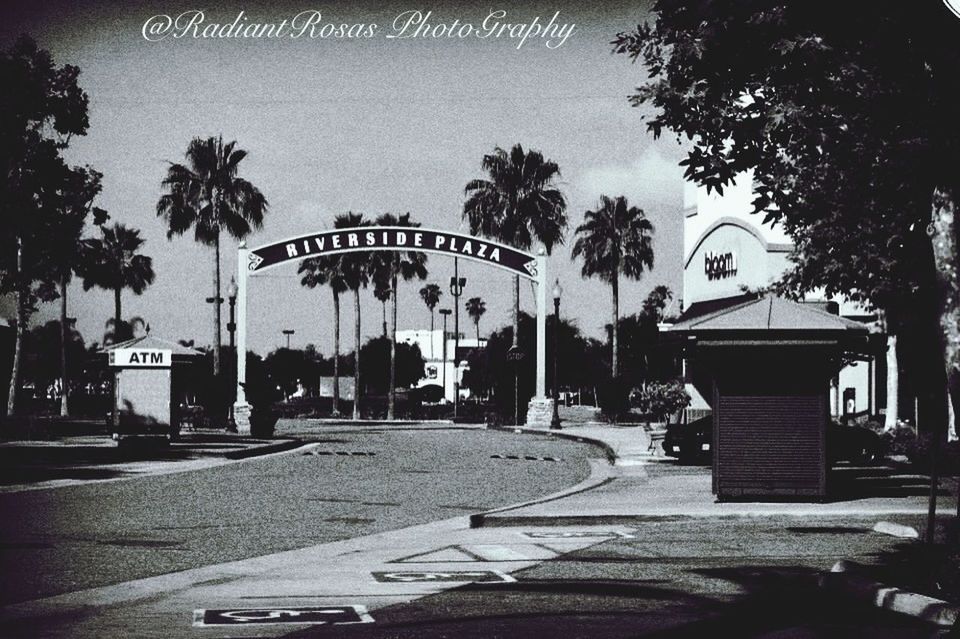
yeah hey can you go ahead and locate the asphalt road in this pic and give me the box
[0,426,601,606]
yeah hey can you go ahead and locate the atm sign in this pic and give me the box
[110,348,172,368]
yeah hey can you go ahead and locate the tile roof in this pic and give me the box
[668,295,869,333]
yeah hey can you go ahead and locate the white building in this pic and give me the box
[681,173,883,419]
[397,328,486,403]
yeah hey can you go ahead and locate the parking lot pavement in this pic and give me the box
[0,433,302,493]
[4,511,941,638]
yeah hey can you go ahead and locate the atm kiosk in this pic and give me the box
[102,335,204,445]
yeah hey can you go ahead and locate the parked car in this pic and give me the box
[828,421,886,464]
[662,417,885,465]
[662,416,712,464]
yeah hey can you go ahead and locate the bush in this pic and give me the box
[904,433,960,475]
[249,405,278,438]
[880,419,917,456]
[634,380,691,424]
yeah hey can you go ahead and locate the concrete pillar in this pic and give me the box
[535,248,546,399]
[234,242,251,435]
[526,246,552,425]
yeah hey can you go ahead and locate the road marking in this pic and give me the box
[192,605,373,626]
[461,544,555,561]
[389,546,481,563]
[304,450,376,456]
[520,530,635,539]
[372,570,515,583]
[490,454,559,462]
[389,544,555,563]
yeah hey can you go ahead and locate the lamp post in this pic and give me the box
[550,279,562,430]
[206,295,227,430]
[439,308,451,403]
[226,278,239,432]
[282,329,295,349]
[449,258,467,417]
[226,277,238,351]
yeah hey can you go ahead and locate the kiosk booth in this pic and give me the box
[667,296,875,500]
[101,335,205,444]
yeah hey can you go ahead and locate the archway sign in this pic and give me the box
[233,227,551,433]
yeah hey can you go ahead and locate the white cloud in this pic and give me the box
[576,145,685,210]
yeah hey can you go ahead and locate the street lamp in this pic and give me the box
[226,278,239,433]
[226,277,238,351]
[438,308,452,403]
[551,279,562,430]
[282,329,295,349]
[449,258,467,417]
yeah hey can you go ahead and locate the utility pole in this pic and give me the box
[439,308,451,403]
[449,258,466,418]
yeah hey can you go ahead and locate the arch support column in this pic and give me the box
[234,242,251,435]
[526,248,553,425]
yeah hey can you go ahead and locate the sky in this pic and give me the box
[3,0,689,357]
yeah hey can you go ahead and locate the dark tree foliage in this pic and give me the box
[1,36,90,416]
[463,312,607,421]
[614,1,960,438]
[21,321,86,390]
[603,286,680,383]
[359,337,425,395]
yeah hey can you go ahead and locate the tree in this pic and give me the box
[157,135,268,379]
[463,144,568,350]
[299,254,348,416]
[49,167,107,416]
[1,36,90,417]
[22,320,86,401]
[465,297,486,343]
[370,213,428,420]
[571,195,654,379]
[359,336,425,395]
[419,283,442,358]
[613,1,960,539]
[334,212,370,420]
[78,223,155,342]
[465,312,607,420]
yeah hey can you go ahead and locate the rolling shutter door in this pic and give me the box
[716,394,825,497]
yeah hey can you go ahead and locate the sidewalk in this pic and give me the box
[481,423,959,524]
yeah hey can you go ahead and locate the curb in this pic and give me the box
[488,425,618,465]
[284,418,456,426]
[469,457,616,528]
[222,439,303,460]
[820,560,960,628]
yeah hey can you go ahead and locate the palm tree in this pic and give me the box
[374,280,391,337]
[157,135,268,378]
[419,283,442,358]
[571,195,654,379]
[463,144,567,349]
[334,212,370,420]
[466,297,486,344]
[370,213,428,419]
[78,223,155,344]
[299,254,348,417]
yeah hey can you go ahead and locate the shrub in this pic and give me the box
[634,380,691,424]
[880,419,917,456]
[904,433,960,475]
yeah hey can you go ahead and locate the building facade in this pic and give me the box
[397,328,485,403]
[681,174,883,420]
